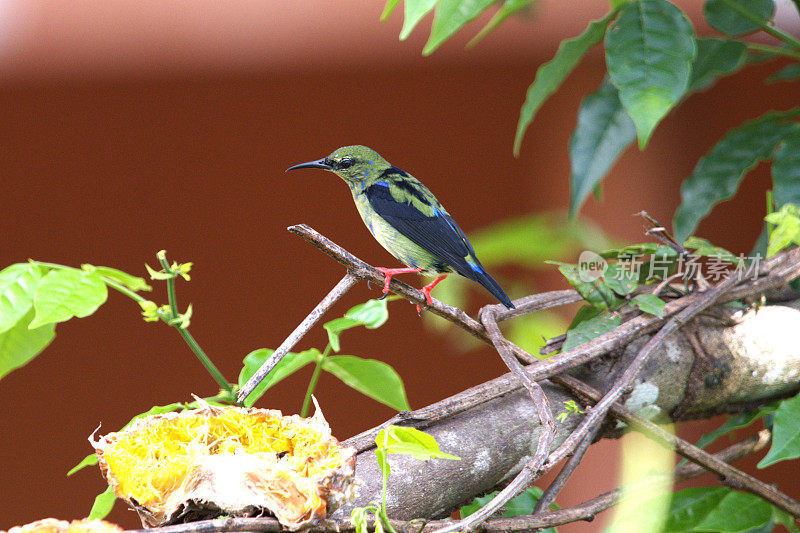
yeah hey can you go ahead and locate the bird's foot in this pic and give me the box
[415,274,448,316]
[374,267,423,297]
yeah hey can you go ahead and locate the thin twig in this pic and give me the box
[554,375,800,517]
[430,308,556,533]
[237,273,359,402]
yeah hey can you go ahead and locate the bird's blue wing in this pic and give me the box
[364,182,476,276]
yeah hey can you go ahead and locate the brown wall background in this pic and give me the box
[1,2,798,530]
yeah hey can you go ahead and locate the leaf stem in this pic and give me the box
[718,0,800,50]
[745,42,800,61]
[300,344,331,416]
[157,253,233,398]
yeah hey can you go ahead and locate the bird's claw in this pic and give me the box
[415,303,430,317]
[378,291,389,301]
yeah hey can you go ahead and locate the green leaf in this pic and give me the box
[630,294,666,317]
[67,453,99,476]
[238,348,318,407]
[30,269,108,329]
[768,64,800,83]
[696,402,778,451]
[0,307,56,380]
[758,392,800,467]
[423,0,494,55]
[764,202,800,256]
[772,130,800,208]
[462,487,556,530]
[324,318,360,352]
[664,487,772,532]
[381,0,402,21]
[569,79,636,215]
[562,312,622,352]
[87,486,117,520]
[323,298,389,352]
[0,263,43,334]
[568,304,605,330]
[83,264,152,292]
[468,0,532,47]
[346,298,389,328]
[400,0,438,40]
[550,261,619,309]
[688,38,747,91]
[351,507,370,533]
[684,236,738,263]
[514,9,617,155]
[703,0,776,37]
[603,263,638,296]
[601,242,661,259]
[323,355,410,411]
[673,109,800,242]
[376,425,460,460]
[605,0,697,148]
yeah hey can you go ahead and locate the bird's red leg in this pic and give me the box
[375,267,423,298]
[416,274,448,315]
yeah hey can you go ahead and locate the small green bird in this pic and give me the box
[286,145,514,311]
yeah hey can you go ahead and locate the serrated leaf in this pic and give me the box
[758,392,800,467]
[514,10,617,155]
[688,38,747,91]
[68,453,99,476]
[769,64,800,83]
[30,269,108,329]
[601,242,661,259]
[0,263,43,334]
[323,355,410,411]
[673,109,800,242]
[83,264,152,292]
[630,294,666,317]
[376,425,460,460]
[562,312,622,352]
[664,487,772,533]
[703,0,775,37]
[569,78,636,215]
[0,307,56,380]
[606,0,696,148]
[772,130,800,208]
[87,486,116,520]
[695,402,778,451]
[400,0,437,40]
[238,348,318,407]
[423,0,495,55]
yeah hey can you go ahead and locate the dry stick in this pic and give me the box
[237,273,359,402]
[554,374,800,518]
[482,429,774,532]
[430,308,557,533]
[289,226,800,516]
[289,225,800,391]
[121,431,772,533]
[532,419,602,514]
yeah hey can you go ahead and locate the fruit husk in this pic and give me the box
[90,401,357,529]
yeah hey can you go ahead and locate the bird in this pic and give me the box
[286,145,514,312]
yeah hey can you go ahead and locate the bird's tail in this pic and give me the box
[467,266,514,309]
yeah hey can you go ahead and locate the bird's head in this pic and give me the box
[286,145,389,184]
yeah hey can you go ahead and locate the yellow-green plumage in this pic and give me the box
[286,145,513,308]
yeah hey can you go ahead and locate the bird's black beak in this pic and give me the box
[285,158,332,172]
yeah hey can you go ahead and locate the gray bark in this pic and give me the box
[335,303,800,520]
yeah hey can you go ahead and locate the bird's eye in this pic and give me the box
[338,158,354,169]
